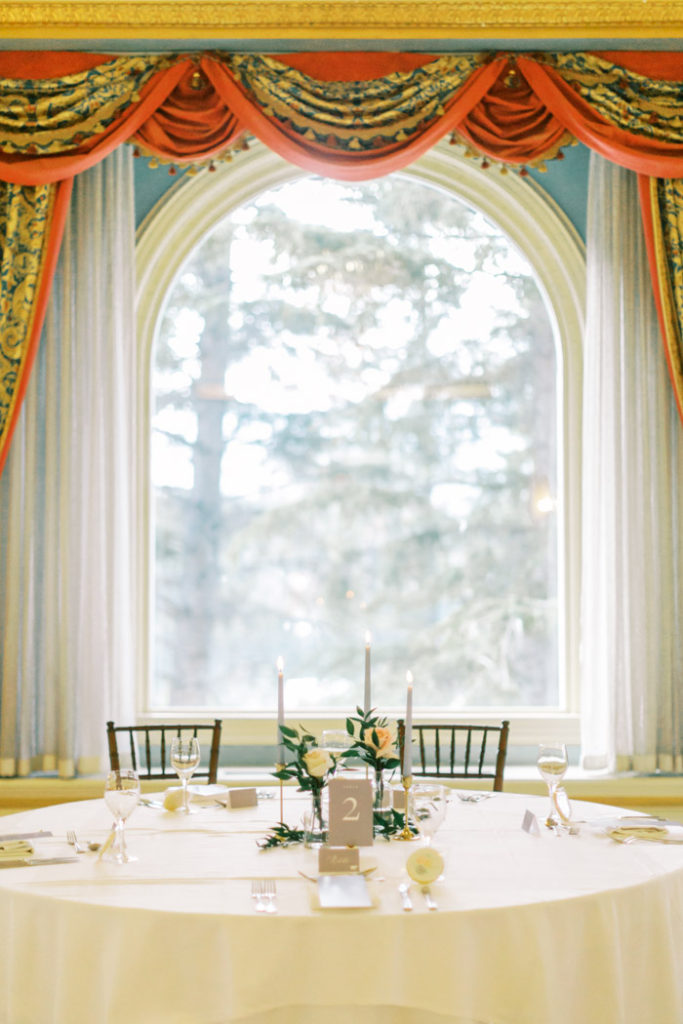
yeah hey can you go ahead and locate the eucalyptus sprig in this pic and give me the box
[257,823,306,849]
[258,810,414,849]
[372,808,418,840]
[345,706,401,773]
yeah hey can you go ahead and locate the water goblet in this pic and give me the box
[170,736,201,813]
[411,783,449,845]
[537,742,568,828]
[103,769,141,863]
[321,729,352,774]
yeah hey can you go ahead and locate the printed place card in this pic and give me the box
[521,808,541,835]
[328,777,373,847]
[227,787,258,809]
[392,788,406,811]
[318,846,360,874]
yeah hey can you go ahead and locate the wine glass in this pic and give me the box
[170,736,201,814]
[537,742,568,828]
[321,729,349,754]
[411,783,449,845]
[321,729,352,774]
[103,769,141,863]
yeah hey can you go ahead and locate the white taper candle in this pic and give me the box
[277,656,285,764]
[364,631,372,714]
[403,671,413,777]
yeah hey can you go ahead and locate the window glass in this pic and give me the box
[151,174,558,711]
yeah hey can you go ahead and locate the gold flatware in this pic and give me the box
[0,857,78,869]
[96,827,117,861]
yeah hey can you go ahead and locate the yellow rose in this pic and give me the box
[303,747,333,778]
[367,724,396,760]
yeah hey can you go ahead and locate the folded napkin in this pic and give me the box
[0,839,34,860]
[606,823,683,844]
[608,824,666,838]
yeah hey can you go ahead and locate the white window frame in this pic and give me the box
[136,140,585,751]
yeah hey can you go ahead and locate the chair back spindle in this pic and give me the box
[397,720,510,791]
[106,720,222,784]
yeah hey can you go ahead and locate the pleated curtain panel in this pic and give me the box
[2,48,683,774]
[581,155,683,773]
[0,148,139,776]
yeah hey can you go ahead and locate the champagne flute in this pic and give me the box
[411,783,448,845]
[103,769,140,863]
[170,737,201,814]
[537,743,568,828]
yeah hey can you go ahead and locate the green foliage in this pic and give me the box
[256,823,306,849]
[372,808,418,841]
[273,724,337,793]
[344,707,401,772]
[257,809,415,848]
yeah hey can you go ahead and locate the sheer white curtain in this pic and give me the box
[581,153,683,773]
[0,147,139,777]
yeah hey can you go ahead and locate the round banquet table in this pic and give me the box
[0,789,682,1024]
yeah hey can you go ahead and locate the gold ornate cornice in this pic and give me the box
[1,1,682,42]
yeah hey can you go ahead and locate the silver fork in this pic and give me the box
[251,879,266,912]
[262,878,278,914]
[66,830,87,854]
[421,885,438,911]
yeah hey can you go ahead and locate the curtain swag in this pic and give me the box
[3,48,683,472]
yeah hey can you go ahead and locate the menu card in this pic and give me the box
[317,874,373,909]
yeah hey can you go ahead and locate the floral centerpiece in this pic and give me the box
[258,715,413,849]
[344,707,401,818]
[273,724,337,845]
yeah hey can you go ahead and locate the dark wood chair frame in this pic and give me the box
[106,720,222,784]
[397,719,510,791]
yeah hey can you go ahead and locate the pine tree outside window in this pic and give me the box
[137,142,584,751]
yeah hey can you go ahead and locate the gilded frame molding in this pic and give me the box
[1,1,682,42]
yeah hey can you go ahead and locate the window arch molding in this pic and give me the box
[136,140,585,748]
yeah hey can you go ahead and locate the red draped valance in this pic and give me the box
[2,48,683,474]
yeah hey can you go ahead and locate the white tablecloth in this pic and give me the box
[1,790,682,1024]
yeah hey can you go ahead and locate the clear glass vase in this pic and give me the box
[372,767,392,823]
[303,785,328,847]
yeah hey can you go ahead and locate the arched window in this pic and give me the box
[137,141,584,747]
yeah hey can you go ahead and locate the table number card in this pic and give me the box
[328,777,373,847]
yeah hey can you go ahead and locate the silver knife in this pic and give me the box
[0,856,79,869]
[398,883,413,911]
[421,885,438,910]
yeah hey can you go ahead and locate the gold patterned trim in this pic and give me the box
[650,176,683,416]
[0,1,682,40]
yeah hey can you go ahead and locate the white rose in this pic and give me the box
[303,747,333,778]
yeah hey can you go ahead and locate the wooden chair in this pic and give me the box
[106,720,222,784]
[397,719,510,791]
